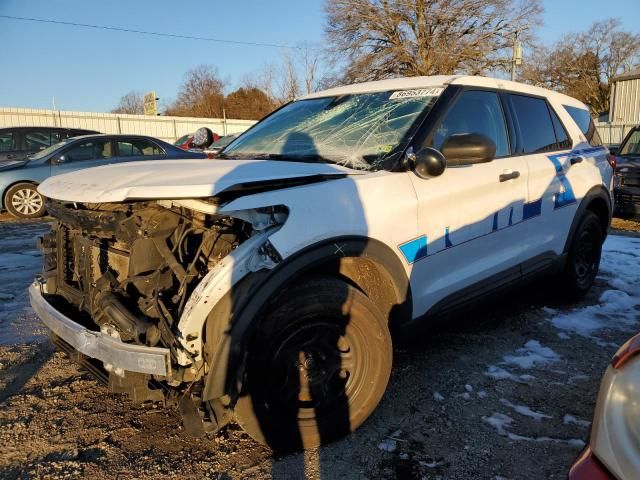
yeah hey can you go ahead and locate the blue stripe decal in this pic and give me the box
[399,235,427,264]
[547,152,577,209]
[523,198,542,220]
[445,227,453,248]
[398,147,599,264]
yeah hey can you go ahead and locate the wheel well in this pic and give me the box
[585,196,611,238]
[303,256,411,328]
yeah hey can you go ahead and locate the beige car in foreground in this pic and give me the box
[570,332,640,479]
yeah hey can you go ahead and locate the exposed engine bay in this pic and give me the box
[37,198,284,430]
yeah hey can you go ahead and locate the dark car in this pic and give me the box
[0,126,99,162]
[0,134,207,218]
[613,126,640,217]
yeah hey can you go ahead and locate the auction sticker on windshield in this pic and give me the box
[389,87,444,100]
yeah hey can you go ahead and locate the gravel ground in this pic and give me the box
[0,216,639,479]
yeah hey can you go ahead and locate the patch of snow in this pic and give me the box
[419,458,445,468]
[483,412,586,448]
[457,392,471,400]
[558,332,571,340]
[433,391,445,402]
[485,365,536,383]
[477,390,487,399]
[500,399,551,421]
[378,439,397,452]
[563,414,591,427]
[485,365,514,380]
[502,340,560,369]
[464,384,473,393]
[544,236,640,344]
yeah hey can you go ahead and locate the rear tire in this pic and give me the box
[5,183,45,218]
[235,276,392,451]
[561,211,603,298]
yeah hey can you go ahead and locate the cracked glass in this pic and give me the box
[221,89,443,171]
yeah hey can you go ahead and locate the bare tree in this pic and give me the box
[324,0,542,82]
[165,65,226,118]
[111,91,144,114]
[297,45,323,94]
[521,19,640,114]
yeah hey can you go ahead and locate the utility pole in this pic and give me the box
[511,30,523,81]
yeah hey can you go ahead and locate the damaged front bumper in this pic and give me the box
[29,279,172,377]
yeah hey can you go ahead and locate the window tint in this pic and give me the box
[431,90,509,157]
[0,132,15,152]
[117,139,163,156]
[548,107,571,149]
[510,95,558,153]
[64,141,113,161]
[620,130,640,155]
[563,105,602,146]
[25,130,62,151]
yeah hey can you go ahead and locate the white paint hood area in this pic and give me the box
[38,158,364,203]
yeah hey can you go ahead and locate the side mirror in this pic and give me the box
[51,155,66,165]
[441,133,496,166]
[407,147,447,179]
[608,146,619,156]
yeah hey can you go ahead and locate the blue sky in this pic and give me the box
[0,0,638,112]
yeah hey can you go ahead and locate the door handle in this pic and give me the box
[6,154,16,159]
[499,170,520,182]
[570,156,584,165]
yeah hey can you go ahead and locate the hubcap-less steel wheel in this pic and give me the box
[11,188,43,216]
[234,276,393,451]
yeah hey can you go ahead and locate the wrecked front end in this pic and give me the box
[31,198,283,432]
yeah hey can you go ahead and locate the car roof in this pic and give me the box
[301,75,586,109]
[0,126,97,132]
[68,133,166,142]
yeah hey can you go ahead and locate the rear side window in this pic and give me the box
[25,130,62,151]
[563,105,602,146]
[510,95,559,154]
[0,132,15,152]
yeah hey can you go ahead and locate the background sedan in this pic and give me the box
[0,134,206,218]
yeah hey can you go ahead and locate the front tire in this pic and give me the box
[5,183,45,218]
[561,211,603,298]
[235,276,392,451]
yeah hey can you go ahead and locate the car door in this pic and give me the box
[115,138,166,163]
[405,89,530,317]
[52,139,117,176]
[506,94,582,260]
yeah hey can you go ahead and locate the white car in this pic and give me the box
[31,75,614,451]
[570,332,640,480]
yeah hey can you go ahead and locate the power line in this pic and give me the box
[0,14,311,50]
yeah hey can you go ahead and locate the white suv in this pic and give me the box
[31,75,614,450]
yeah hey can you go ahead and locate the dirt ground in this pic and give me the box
[0,215,639,479]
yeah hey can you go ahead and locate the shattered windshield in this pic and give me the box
[221,88,443,170]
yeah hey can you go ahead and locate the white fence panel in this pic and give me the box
[595,122,636,146]
[0,107,256,142]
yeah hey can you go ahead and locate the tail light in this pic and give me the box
[607,154,617,170]
[611,333,640,369]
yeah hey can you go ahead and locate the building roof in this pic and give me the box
[301,75,585,107]
[612,67,640,83]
